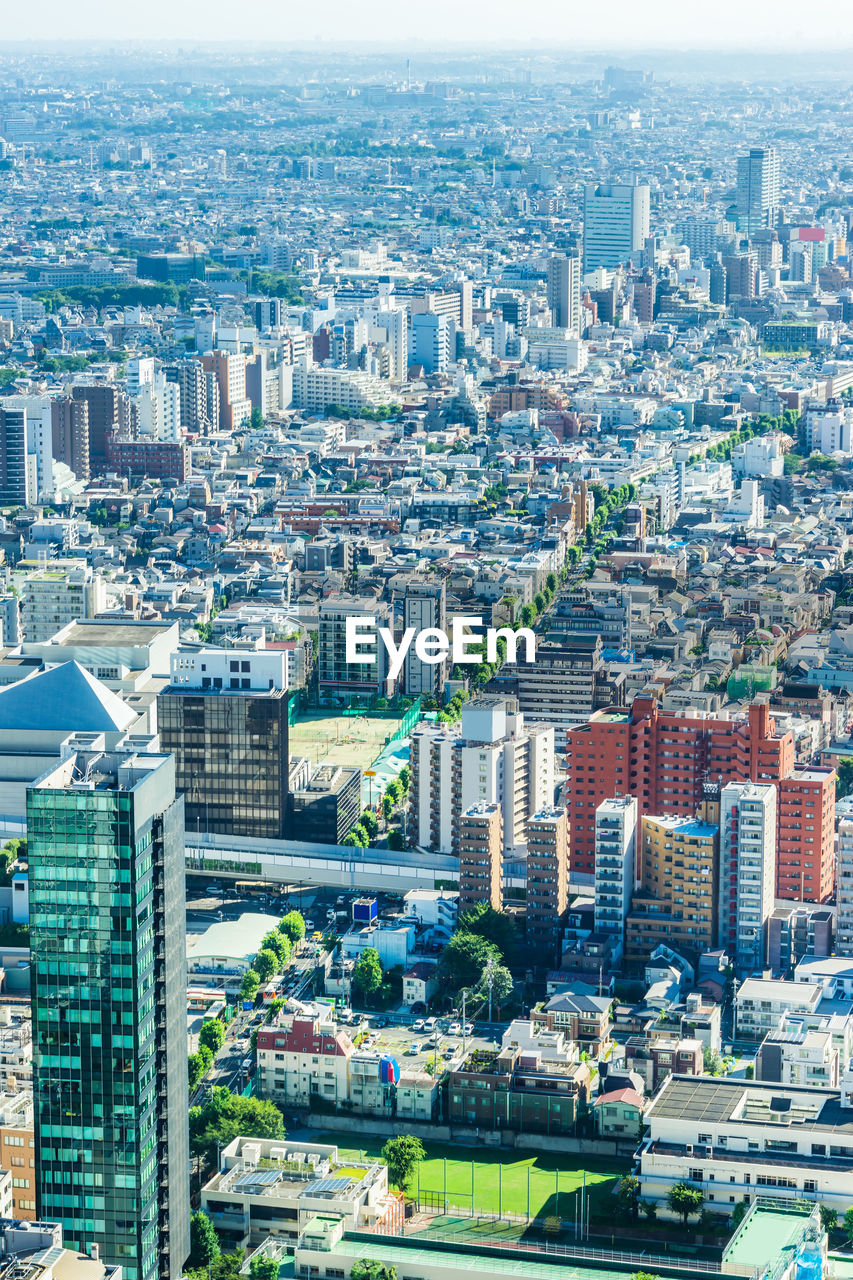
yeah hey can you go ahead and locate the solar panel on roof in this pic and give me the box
[233,1169,283,1191]
[308,1176,355,1195]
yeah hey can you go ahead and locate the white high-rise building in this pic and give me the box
[411,312,449,374]
[366,305,408,381]
[837,820,853,957]
[594,796,637,958]
[736,147,781,237]
[407,696,554,858]
[132,371,182,443]
[719,781,777,973]
[583,182,650,273]
[4,396,54,500]
[401,579,446,698]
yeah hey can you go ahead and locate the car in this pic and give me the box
[242,1056,253,1069]
[462,1022,474,1035]
[448,1021,461,1035]
[412,1019,425,1033]
[444,1043,459,1058]
[408,1042,419,1055]
[424,1017,437,1031]
[305,919,315,930]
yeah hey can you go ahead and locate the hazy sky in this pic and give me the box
[0,0,835,50]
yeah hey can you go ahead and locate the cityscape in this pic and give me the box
[0,29,852,1280]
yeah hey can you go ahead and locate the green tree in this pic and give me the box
[279,911,306,944]
[189,1210,220,1267]
[198,1044,213,1073]
[199,1019,226,1056]
[615,1174,641,1222]
[254,948,280,982]
[703,1046,724,1076]
[240,969,260,1003]
[843,1207,853,1243]
[352,1263,398,1280]
[731,1201,748,1230]
[352,948,383,1004]
[667,1181,704,1225]
[249,1257,280,1280]
[261,931,292,965]
[190,1087,285,1162]
[398,765,410,791]
[458,903,517,961]
[821,1206,838,1233]
[360,810,379,839]
[439,933,500,990]
[381,1134,425,1193]
[188,1053,205,1092]
[489,964,514,1013]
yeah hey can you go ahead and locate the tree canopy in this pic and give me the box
[381,1134,426,1193]
[189,1087,285,1162]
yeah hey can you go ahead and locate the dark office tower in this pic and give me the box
[0,407,29,505]
[253,297,282,331]
[546,255,581,332]
[71,384,130,473]
[51,396,90,481]
[27,746,189,1280]
[157,649,290,839]
[709,258,728,306]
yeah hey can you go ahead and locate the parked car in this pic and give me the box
[424,1017,437,1031]
[448,1021,461,1035]
[462,1022,474,1035]
[408,1042,419,1055]
[412,1019,425,1033]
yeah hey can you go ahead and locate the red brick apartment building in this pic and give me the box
[566,698,835,902]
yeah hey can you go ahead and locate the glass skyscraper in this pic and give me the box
[27,745,190,1280]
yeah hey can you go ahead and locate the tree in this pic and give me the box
[731,1201,748,1230]
[199,1019,226,1056]
[279,911,306,944]
[640,1200,657,1223]
[254,948,280,982]
[190,1087,285,1162]
[189,1211,220,1267]
[352,948,383,1004]
[198,1044,214,1073]
[843,1207,853,1243]
[261,931,291,964]
[240,969,260,1003]
[488,964,514,1014]
[667,1182,704,1225]
[381,1134,425,1193]
[458,903,517,961]
[820,1206,838,1233]
[360,810,379,839]
[249,1257,280,1280]
[703,1046,724,1076]
[188,1053,205,1092]
[352,1264,398,1280]
[615,1174,641,1222]
[398,765,410,791]
[439,933,500,990]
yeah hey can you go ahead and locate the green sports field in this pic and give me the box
[314,1130,626,1220]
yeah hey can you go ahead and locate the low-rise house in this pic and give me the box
[593,1087,645,1139]
[534,991,612,1053]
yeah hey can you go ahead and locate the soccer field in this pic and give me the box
[315,1130,626,1220]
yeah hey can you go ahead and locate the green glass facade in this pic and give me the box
[28,750,190,1280]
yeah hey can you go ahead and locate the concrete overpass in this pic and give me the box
[185,833,459,894]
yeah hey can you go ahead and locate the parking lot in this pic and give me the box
[339,1014,500,1071]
